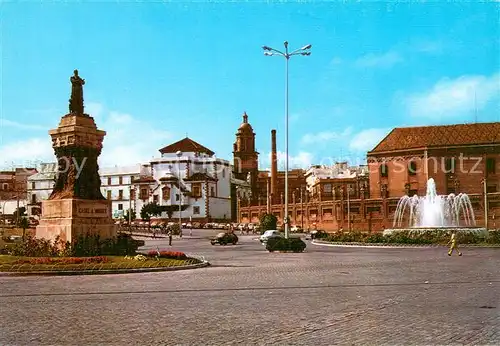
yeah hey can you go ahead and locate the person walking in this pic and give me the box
[168,229,173,246]
[447,231,462,256]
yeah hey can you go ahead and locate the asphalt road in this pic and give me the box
[0,229,499,345]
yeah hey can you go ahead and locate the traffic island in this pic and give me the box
[0,254,209,276]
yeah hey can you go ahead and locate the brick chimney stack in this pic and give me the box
[271,129,277,196]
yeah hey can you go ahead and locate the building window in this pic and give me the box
[380,164,388,178]
[193,206,200,214]
[176,194,180,201]
[107,177,112,185]
[486,158,496,175]
[31,194,37,204]
[119,176,123,185]
[211,186,215,197]
[118,203,123,210]
[162,187,170,200]
[153,195,159,203]
[31,182,35,189]
[445,158,455,173]
[222,169,225,178]
[2,183,8,190]
[140,188,148,200]
[118,190,123,200]
[130,188,135,200]
[192,184,201,198]
[323,184,332,194]
[107,191,112,200]
[487,185,497,193]
[408,161,417,175]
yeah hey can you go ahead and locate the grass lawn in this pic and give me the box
[0,255,202,272]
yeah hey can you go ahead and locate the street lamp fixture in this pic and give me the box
[262,41,311,239]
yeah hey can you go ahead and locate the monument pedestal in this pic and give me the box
[36,199,117,243]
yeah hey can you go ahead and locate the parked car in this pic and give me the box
[210,232,239,245]
[259,230,284,244]
[305,230,327,240]
[290,225,303,233]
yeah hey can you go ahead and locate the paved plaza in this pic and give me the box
[0,229,499,345]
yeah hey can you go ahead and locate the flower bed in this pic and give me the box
[146,250,187,260]
[13,256,110,265]
[0,255,203,273]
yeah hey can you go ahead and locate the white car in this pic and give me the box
[259,230,284,244]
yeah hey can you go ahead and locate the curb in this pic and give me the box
[312,241,500,249]
[0,260,210,277]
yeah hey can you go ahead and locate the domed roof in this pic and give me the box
[238,112,254,133]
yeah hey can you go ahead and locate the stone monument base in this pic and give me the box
[36,199,117,243]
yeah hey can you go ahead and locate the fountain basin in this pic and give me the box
[383,227,488,238]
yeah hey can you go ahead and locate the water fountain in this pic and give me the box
[383,178,487,237]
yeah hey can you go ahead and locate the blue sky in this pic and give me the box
[1,1,499,170]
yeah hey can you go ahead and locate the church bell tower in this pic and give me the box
[232,112,259,202]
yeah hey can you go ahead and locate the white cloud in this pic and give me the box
[355,51,403,68]
[1,119,47,130]
[301,127,353,144]
[0,138,54,169]
[406,73,500,118]
[261,151,314,170]
[0,103,173,169]
[349,128,389,152]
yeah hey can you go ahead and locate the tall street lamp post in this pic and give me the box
[263,41,311,239]
[176,151,183,235]
[347,185,353,231]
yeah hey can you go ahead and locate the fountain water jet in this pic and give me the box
[384,178,487,238]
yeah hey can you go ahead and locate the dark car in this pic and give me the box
[210,232,238,245]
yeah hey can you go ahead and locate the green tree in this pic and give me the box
[140,202,163,229]
[19,217,29,242]
[124,208,136,223]
[13,206,27,224]
[259,213,277,232]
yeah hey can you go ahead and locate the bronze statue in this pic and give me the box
[69,70,85,115]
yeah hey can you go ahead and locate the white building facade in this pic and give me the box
[100,164,144,219]
[26,163,144,219]
[132,137,246,222]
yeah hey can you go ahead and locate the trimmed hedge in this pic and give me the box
[321,230,500,245]
[7,233,142,257]
[266,237,306,252]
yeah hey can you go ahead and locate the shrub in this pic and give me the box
[8,233,141,257]
[168,224,181,235]
[259,214,277,232]
[266,237,306,253]
[365,233,387,243]
[486,230,500,244]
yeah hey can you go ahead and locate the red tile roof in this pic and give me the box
[159,137,214,156]
[369,122,500,154]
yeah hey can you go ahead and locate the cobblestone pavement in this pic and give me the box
[0,229,499,345]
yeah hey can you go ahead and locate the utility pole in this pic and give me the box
[300,187,304,230]
[347,185,351,231]
[266,175,270,214]
[483,178,488,230]
[128,184,133,232]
